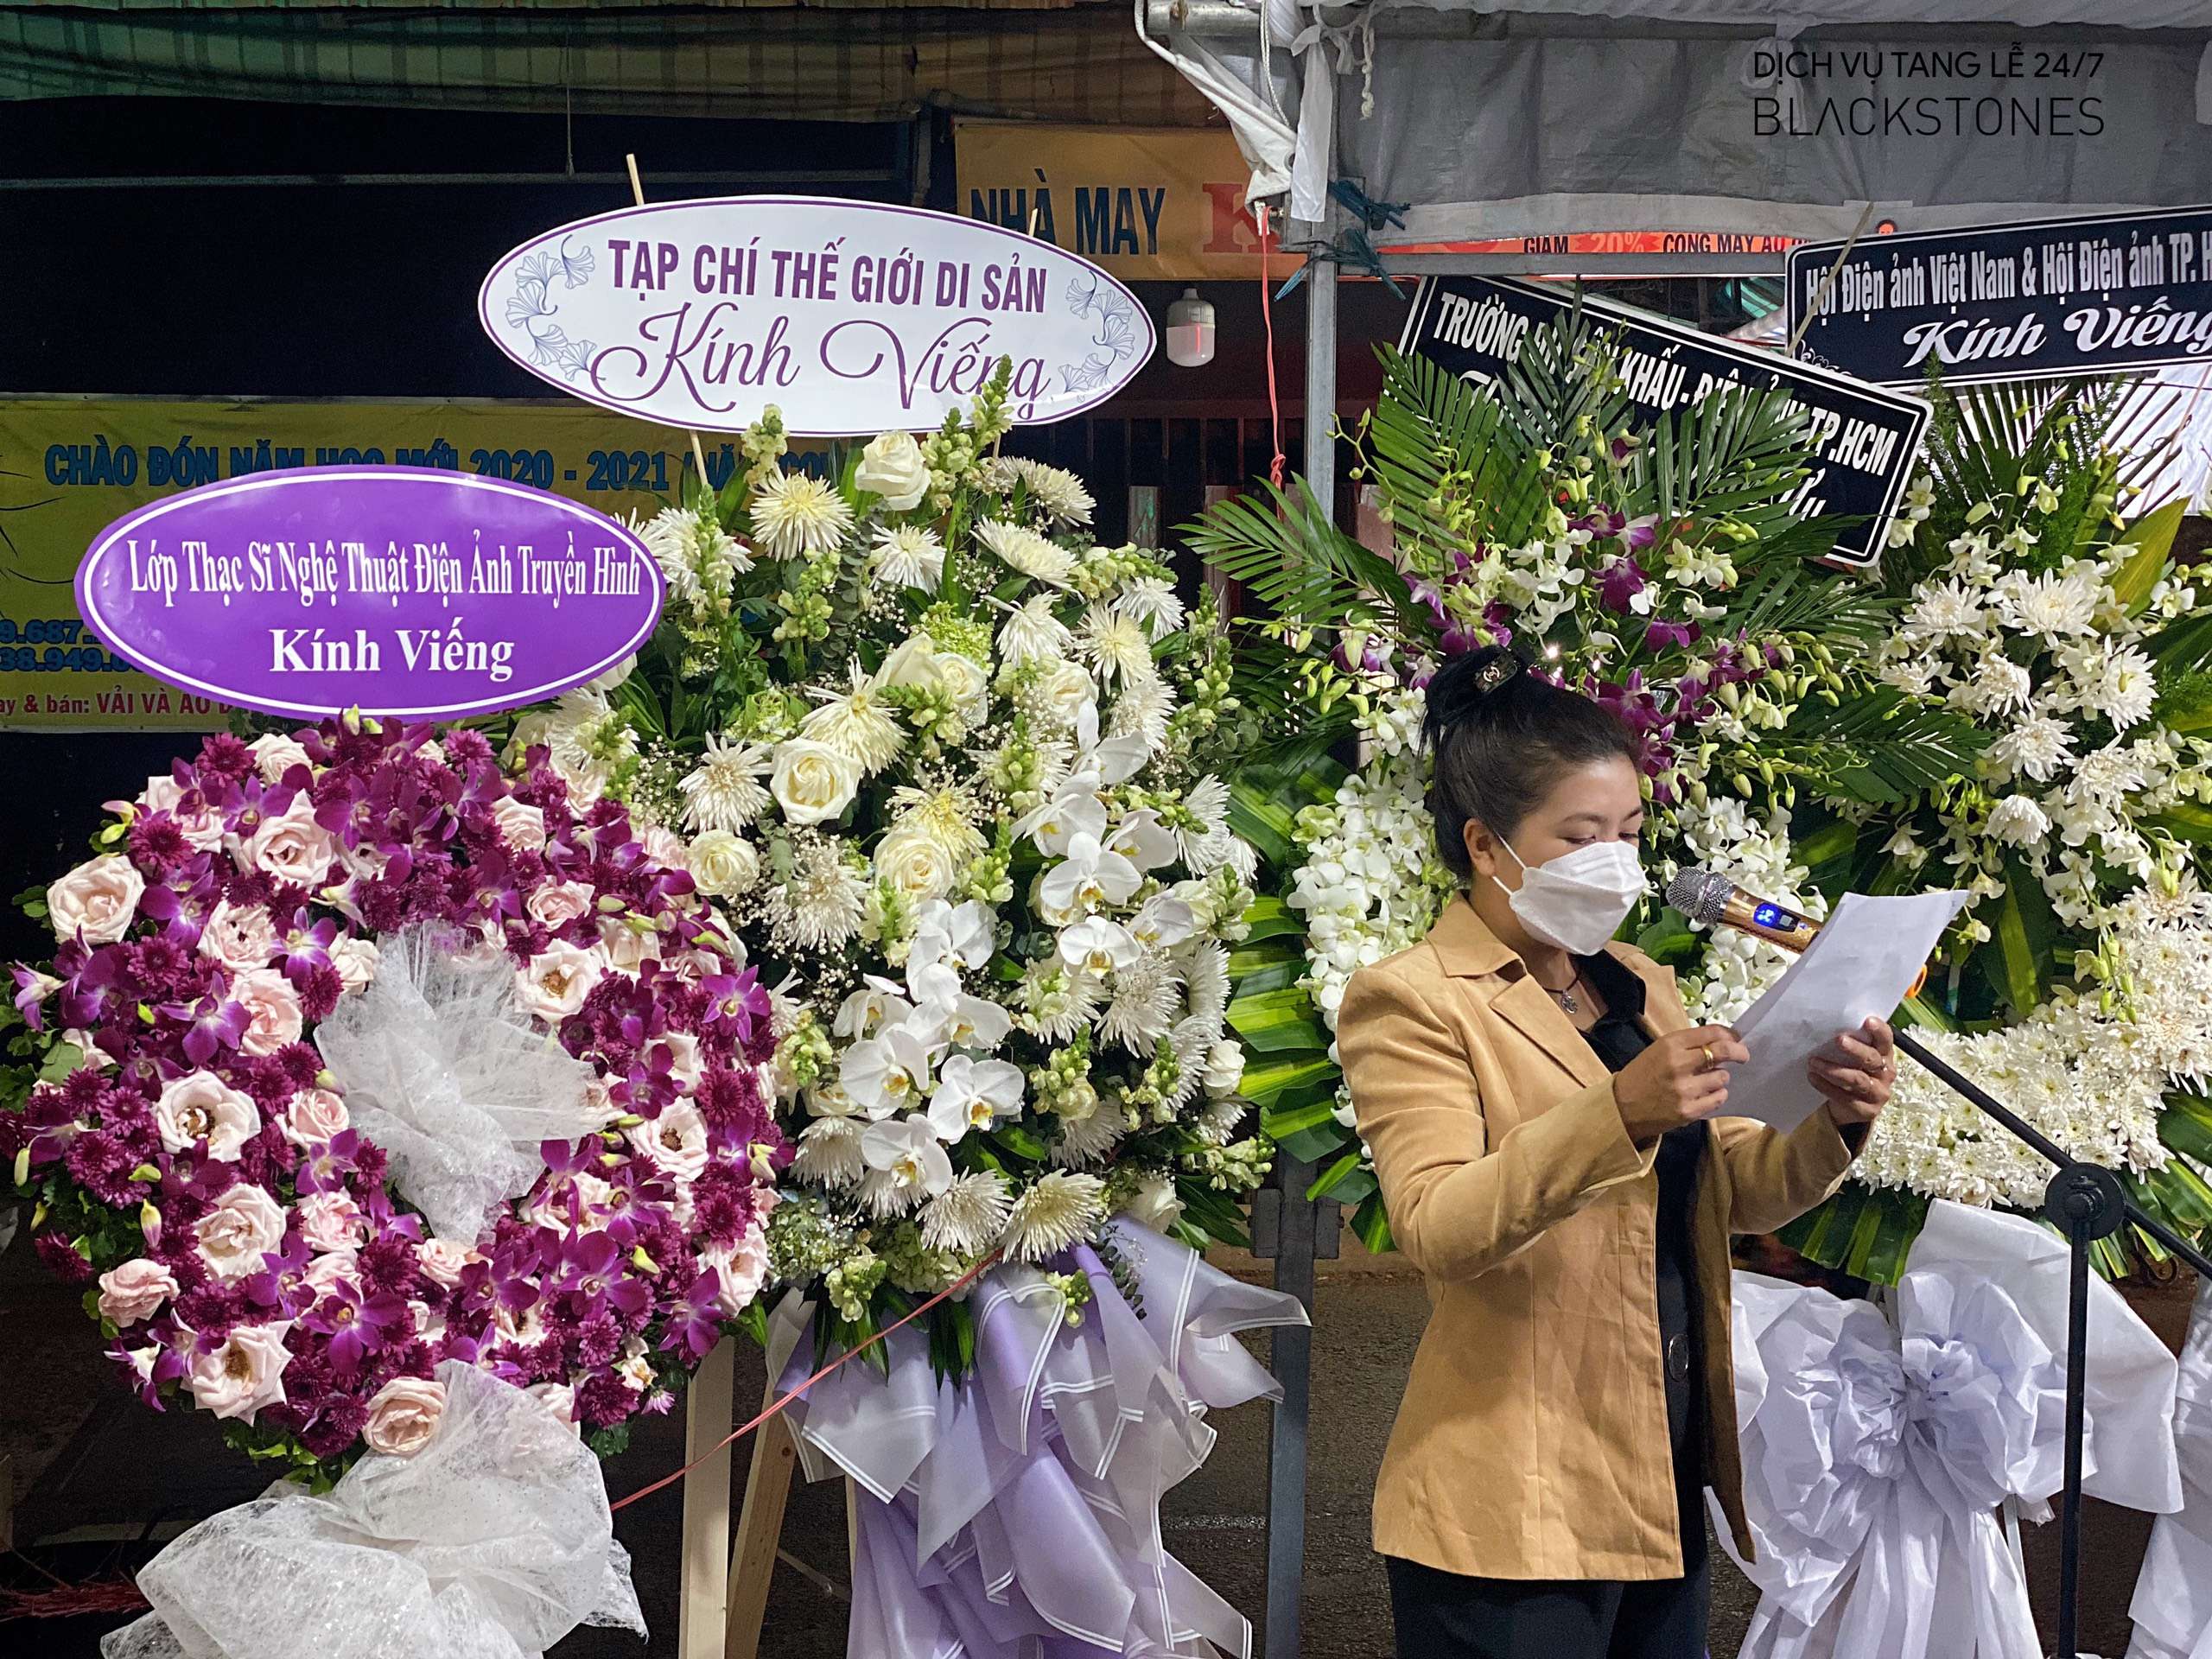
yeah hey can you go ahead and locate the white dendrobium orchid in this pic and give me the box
[1041,833,1142,913]
[838,1026,934,1120]
[859,1116,955,1203]
[1058,916,1141,979]
[926,1055,1026,1143]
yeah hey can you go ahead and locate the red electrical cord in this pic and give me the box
[1259,204,1286,489]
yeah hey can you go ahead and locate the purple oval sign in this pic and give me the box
[77,467,664,721]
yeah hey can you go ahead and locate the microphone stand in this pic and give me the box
[1890,1029,2212,1659]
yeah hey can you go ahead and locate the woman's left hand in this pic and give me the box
[1810,1016,1897,1128]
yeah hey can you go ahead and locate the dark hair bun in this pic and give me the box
[1421,646,1639,877]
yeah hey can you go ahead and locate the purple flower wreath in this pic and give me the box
[3,718,786,1478]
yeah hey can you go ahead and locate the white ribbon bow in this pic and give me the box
[1728,1199,2180,1659]
[2127,1275,2212,1659]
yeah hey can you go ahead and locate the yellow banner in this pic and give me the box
[956,122,1295,282]
[0,399,741,731]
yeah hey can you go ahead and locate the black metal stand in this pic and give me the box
[1893,1031,2212,1659]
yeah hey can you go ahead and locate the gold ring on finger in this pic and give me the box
[1701,1044,1716,1071]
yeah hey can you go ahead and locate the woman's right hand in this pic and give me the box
[1615,1025,1747,1145]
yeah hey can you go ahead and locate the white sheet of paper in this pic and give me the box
[1724,889,1970,1132]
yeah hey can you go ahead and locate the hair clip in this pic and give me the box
[1472,652,1524,697]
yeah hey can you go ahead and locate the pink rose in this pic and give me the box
[296,1190,368,1253]
[515,940,602,1022]
[658,1031,704,1090]
[527,880,595,931]
[302,1249,360,1298]
[490,796,548,851]
[231,968,304,1057]
[199,899,276,973]
[643,826,687,868]
[416,1237,475,1289]
[195,1182,288,1281]
[48,854,144,946]
[581,1073,621,1128]
[97,1257,180,1326]
[406,1300,448,1342]
[329,934,380,995]
[527,1382,582,1435]
[241,796,337,888]
[187,1322,292,1422]
[629,1100,709,1183]
[280,1086,349,1147]
[597,916,664,975]
[701,1227,770,1315]
[247,733,312,784]
[140,774,224,850]
[156,1070,263,1160]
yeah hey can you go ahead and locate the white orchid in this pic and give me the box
[839,1026,934,1120]
[1058,916,1141,979]
[926,1055,1027,1143]
[1042,832,1142,914]
[859,1116,955,1203]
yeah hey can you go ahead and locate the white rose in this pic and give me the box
[231,967,304,1057]
[934,651,988,715]
[140,774,224,850]
[491,795,548,851]
[878,634,940,690]
[1121,1171,1185,1232]
[198,899,276,973]
[246,733,312,784]
[241,797,337,889]
[855,429,931,511]
[528,880,595,930]
[194,1182,288,1281]
[156,1071,263,1160]
[363,1376,447,1458]
[187,1323,292,1423]
[302,1249,360,1298]
[416,1237,477,1290]
[1204,1039,1246,1099]
[769,740,861,827]
[296,1190,369,1253]
[280,1086,349,1147]
[329,935,381,995]
[874,828,957,903]
[687,830,761,899]
[1038,661,1096,728]
[660,1030,705,1090]
[98,1257,180,1326]
[516,939,603,1022]
[48,854,144,946]
[629,1100,710,1183]
[700,1227,771,1315]
[596,915,664,975]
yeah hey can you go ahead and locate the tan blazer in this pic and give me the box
[1337,896,1859,1582]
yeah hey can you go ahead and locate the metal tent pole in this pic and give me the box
[1261,214,1338,1659]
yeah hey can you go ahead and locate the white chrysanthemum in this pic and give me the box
[1007,457,1096,527]
[802,663,907,774]
[919,1171,1014,1255]
[751,469,855,560]
[679,735,774,834]
[1051,1097,1128,1166]
[1113,575,1186,637]
[1995,569,2101,639]
[1108,676,1175,755]
[2087,644,2159,731]
[1196,1093,1248,1146]
[976,519,1075,587]
[1172,776,1231,866]
[1016,958,1103,1043]
[1902,578,1986,641]
[639,506,750,612]
[869,524,945,590]
[1988,714,2078,784]
[764,835,868,951]
[1183,943,1231,1025]
[1080,605,1158,687]
[1001,1171,1108,1262]
[792,1117,865,1188]
[1102,953,1183,1054]
[886,783,989,864]
[1951,658,2032,718]
[1985,794,2053,846]
[994,594,1073,668]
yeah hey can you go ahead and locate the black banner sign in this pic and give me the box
[1787,206,2212,388]
[1400,276,1929,571]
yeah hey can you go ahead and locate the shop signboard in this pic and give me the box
[1401,276,1930,570]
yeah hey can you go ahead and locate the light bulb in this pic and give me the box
[1165,287,1215,368]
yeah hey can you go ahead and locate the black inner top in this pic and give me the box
[1572,947,1709,1565]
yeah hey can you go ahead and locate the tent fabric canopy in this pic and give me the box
[1149,0,2212,245]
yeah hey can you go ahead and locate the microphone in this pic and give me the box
[1665,867,1929,997]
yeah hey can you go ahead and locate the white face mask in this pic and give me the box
[1492,838,1645,957]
